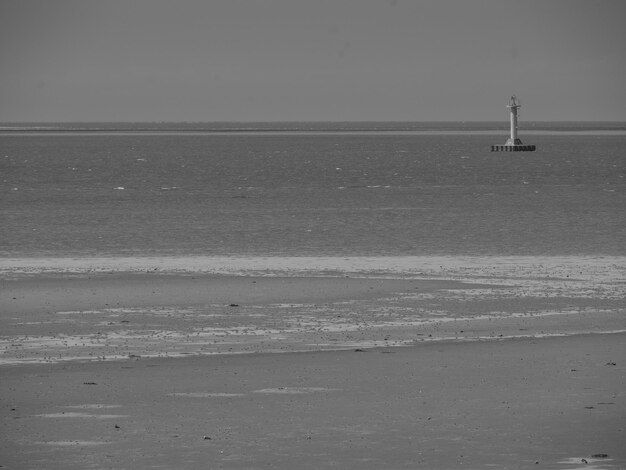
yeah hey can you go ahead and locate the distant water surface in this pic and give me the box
[1,122,624,257]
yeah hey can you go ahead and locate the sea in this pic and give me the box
[1,121,625,363]
[1,121,625,259]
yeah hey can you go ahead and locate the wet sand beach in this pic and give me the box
[2,262,624,364]
[2,333,624,469]
[0,274,490,363]
[1,265,625,469]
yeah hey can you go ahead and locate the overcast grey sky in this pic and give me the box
[1,0,625,122]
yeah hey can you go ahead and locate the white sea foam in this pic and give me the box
[169,392,245,398]
[252,387,339,394]
[1,255,624,281]
[36,412,129,419]
[39,441,110,446]
[64,404,122,409]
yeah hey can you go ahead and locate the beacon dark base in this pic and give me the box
[491,145,536,152]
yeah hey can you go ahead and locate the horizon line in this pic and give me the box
[2,119,625,124]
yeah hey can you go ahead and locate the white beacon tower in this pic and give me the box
[492,95,536,152]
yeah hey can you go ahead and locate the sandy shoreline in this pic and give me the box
[2,334,624,469]
[1,258,624,468]
[2,255,625,280]
[1,274,491,364]
[2,269,624,365]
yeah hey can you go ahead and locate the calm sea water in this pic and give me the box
[1,122,624,257]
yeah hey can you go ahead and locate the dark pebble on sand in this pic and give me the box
[229,303,239,307]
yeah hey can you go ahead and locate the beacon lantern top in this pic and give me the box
[507,95,520,108]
